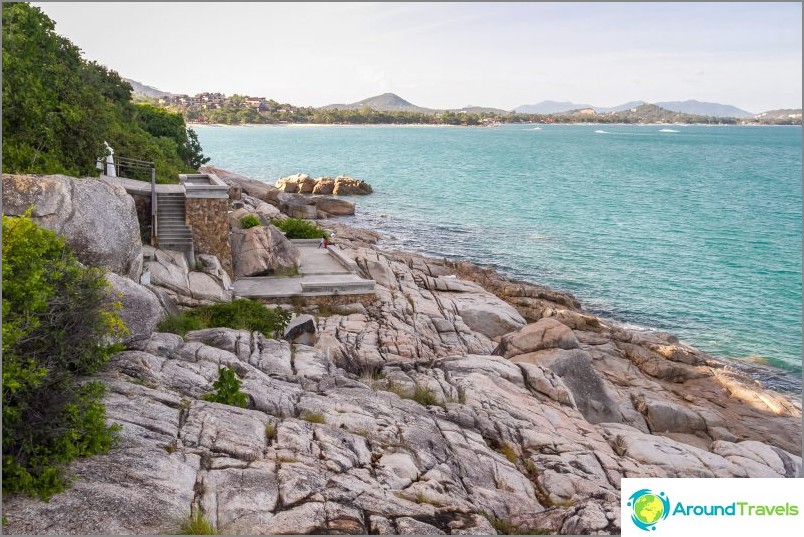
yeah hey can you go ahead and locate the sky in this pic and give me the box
[32,2,802,113]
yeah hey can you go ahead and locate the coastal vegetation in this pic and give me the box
[273,217,328,239]
[150,90,767,126]
[202,367,248,408]
[156,299,292,339]
[240,214,261,229]
[1,3,208,182]
[2,214,125,499]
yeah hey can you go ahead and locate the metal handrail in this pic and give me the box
[101,156,158,246]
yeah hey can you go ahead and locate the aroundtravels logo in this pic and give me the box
[627,489,670,531]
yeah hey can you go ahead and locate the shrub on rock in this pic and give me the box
[2,213,125,499]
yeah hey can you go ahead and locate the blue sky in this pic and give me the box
[33,2,802,112]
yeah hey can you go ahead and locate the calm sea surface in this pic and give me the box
[195,123,802,380]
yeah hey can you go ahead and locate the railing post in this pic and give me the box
[151,166,157,247]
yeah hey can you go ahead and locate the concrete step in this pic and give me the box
[159,230,193,237]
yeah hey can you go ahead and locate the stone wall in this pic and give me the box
[185,198,233,277]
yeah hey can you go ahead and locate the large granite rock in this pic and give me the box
[230,225,301,277]
[148,247,232,307]
[312,196,356,216]
[2,174,143,280]
[495,317,579,358]
[106,272,168,340]
[284,314,318,346]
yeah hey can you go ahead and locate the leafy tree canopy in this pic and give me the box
[1,3,208,182]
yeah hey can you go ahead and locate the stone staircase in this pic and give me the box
[156,192,194,262]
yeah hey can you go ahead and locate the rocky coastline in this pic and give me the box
[2,169,801,535]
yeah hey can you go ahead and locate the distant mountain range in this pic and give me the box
[514,100,594,114]
[514,99,754,118]
[125,77,790,121]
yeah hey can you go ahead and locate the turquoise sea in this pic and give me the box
[195,124,802,384]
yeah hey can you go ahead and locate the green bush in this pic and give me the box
[273,217,328,239]
[240,214,261,229]
[156,299,292,339]
[202,367,247,408]
[2,213,125,499]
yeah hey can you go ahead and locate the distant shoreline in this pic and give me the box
[189,122,802,128]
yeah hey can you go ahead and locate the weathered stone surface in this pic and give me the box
[496,317,579,358]
[284,314,318,346]
[2,174,143,279]
[230,225,301,277]
[148,247,232,307]
[513,348,622,424]
[106,272,166,340]
[312,196,356,216]
[5,188,800,536]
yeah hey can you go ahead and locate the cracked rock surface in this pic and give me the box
[4,226,801,535]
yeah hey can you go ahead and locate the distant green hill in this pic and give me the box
[2,3,206,182]
[754,109,802,120]
[655,100,753,118]
[322,92,436,114]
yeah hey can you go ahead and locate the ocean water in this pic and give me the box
[195,123,802,379]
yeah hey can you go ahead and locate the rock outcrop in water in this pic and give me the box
[3,171,801,536]
[275,173,373,196]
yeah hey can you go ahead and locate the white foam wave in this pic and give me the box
[659,129,679,133]
[532,127,542,130]
[594,129,609,134]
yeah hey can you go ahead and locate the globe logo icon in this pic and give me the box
[627,489,670,531]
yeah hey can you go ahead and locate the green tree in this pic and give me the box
[2,213,126,499]
[1,3,207,182]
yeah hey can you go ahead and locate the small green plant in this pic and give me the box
[179,511,218,535]
[524,458,537,476]
[383,381,442,407]
[300,411,326,424]
[264,423,277,442]
[202,367,248,408]
[498,443,518,464]
[240,214,261,229]
[273,217,328,239]
[157,299,292,338]
[411,385,440,407]
[276,455,299,463]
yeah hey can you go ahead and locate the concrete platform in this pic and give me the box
[234,243,375,299]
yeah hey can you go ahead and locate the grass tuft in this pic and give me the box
[179,511,218,535]
[300,411,326,424]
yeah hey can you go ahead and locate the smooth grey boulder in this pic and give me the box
[312,196,356,216]
[284,314,318,346]
[2,174,143,280]
[230,225,301,277]
[106,272,166,340]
